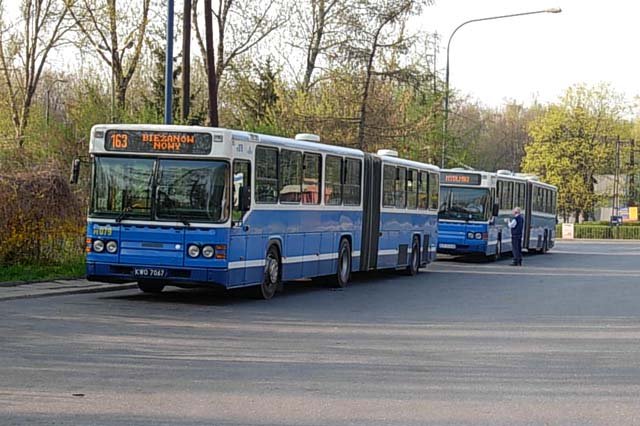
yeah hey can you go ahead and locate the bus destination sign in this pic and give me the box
[104,130,213,155]
[441,172,482,185]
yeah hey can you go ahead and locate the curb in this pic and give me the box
[0,276,85,288]
[0,282,138,302]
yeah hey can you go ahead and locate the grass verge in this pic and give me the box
[0,256,85,283]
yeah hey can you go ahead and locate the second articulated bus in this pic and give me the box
[437,169,557,260]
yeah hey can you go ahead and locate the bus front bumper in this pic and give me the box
[86,262,230,288]
[437,241,489,255]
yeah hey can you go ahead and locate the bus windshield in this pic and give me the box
[91,157,229,223]
[92,157,154,219]
[156,159,229,223]
[439,187,491,222]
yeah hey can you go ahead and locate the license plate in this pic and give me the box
[133,268,166,278]
[439,243,456,249]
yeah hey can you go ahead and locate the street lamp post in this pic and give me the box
[441,8,562,168]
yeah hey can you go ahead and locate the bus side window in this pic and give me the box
[233,160,251,221]
[406,169,417,209]
[280,149,302,203]
[428,172,439,210]
[325,155,343,205]
[255,146,278,203]
[303,153,321,204]
[418,171,428,210]
[382,165,396,207]
[395,167,406,209]
[344,158,362,206]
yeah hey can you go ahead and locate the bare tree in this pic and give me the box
[0,0,71,146]
[287,0,350,92]
[192,0,284,122]
[345,0,427,150]
[64,0,151,115]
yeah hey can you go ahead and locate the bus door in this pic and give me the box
[360,154,382,271]
[229,160,251,285]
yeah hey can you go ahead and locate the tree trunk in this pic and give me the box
[302,0,325,92]
[182,0,192,121]
[357,30,381,151]
[204,0,219,126]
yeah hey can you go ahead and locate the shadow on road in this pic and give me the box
[103,269,410,306]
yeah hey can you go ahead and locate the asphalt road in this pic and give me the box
[2,240,640,425]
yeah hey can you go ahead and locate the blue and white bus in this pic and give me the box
[78,124,439,299]
[437,169,557,260]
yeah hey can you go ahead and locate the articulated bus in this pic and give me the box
[77,124,440,299]
[437,169,558,260]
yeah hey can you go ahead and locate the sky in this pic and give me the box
[2,0,638,109]
[418,0,640,107]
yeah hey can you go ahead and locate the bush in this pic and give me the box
[0,165,84,265]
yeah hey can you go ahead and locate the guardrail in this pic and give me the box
[556,224,640,239]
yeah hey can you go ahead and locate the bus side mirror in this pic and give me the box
[239,186,251,212]
[70,159,81,184]
[492,203,499,217]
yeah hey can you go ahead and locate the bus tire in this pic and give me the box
[137,281,165,294]
[405,237,420,276]
[333,238,351,288]
[255,245,281,300]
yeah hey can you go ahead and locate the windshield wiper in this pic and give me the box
[115,208,131,223]
[174,212,190,227]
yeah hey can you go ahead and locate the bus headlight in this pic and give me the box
[92,239,105,253]
[187,244,200,258]
[106,240,118,253]
[202,245,214,258]
[474,232,483,240]
[466,232,474,239]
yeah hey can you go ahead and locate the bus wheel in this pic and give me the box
[138,281,165,294]
[334,239,351,288]
[256,245,280,300]
[405,237,420,276]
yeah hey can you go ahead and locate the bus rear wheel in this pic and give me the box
[255,245,280,300]
[138,281,165,294]
[405,237,420,276]
[542,235,549,253]
[333,239,351,288]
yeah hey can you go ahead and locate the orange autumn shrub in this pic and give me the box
[0,166,84,265]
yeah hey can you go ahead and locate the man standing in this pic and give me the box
[506,207,524,266]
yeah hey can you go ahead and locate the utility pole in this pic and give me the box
[164,0,175,124]
[613,136,621,218]
[629,139,636,204]
[182,0,191,122]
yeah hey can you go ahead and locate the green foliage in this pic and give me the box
[0,256,85,283]
[140,44,182,124]
[523,84,630,221]
[0,167,84,265]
